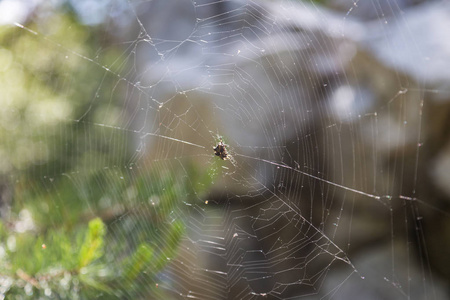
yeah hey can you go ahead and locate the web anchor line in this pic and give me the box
[235,153,392,205]
[237,153,446,215]
[72,119,205,149]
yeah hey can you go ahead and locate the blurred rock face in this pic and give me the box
[122,0,449,298]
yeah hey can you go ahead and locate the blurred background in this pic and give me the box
[0,0,449,299]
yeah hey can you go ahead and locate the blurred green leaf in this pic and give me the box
[78,218,105,269]
[124,243,154,282]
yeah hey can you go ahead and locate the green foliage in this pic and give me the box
[0,217,108,298]
[78,218,105,269]
[123,243,154,282]
[0,8,216,299]
[0,11,127,180]
[1,164,213,299]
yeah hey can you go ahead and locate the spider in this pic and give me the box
[213,139,228,160]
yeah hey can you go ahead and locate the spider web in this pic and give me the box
[4,0,450,299]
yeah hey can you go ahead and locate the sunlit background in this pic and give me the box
[0,0,449,299]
